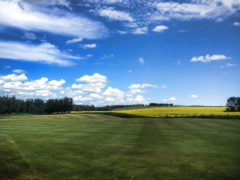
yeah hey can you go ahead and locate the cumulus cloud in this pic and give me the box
[66,37,83,44]
[191,54,230,63]
[72,73,107,95]
[0,74,27,82]
[0,0,107,39]
[103,87,125,103]
[0,72,156,105]
[67,74,157,104]
[12,69,25,74]
[76,73,107,84]
[152,25,168,32]
[138,57,144,64]
[190,94,198,98]
[0,41,81,66]
[0,74,65,98]
[98,8,134,22]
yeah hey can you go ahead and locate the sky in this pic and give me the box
[0,0,239,106]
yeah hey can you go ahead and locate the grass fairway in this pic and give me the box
[0,114,240,179]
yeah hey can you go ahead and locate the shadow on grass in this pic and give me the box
[0,135,40,180]
[77,112,240,120]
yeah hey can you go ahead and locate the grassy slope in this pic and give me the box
[73,106,240,118]
[0,114,240,179]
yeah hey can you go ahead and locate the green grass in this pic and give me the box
[0,114,240,179]
[72,106,240,118]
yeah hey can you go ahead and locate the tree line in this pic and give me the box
[73,103,174,111]
[0,96,73,114]
[73,104,145,111]
[149,103,173,107]
[0,96,177,114]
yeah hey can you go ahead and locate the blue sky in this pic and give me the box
[0,0,239,106]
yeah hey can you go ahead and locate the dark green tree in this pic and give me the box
[226,97,240,112]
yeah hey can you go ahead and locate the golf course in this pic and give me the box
[0,112,240,179]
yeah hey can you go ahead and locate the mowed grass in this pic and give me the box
[0,114,240,179]
[73,106,240,118]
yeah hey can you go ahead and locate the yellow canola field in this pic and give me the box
[113,106,240,117]
[72,106,240,118]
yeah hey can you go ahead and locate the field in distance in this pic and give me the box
[0,114,240,179]
[73,106,240,118]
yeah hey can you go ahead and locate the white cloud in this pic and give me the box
[85,0,240,30]
[66,73,156,105]
[152,0,240,21]
[0,0,106,39]
[152,25,168,32]
[0,74,65,98]
[128,84,157,89]
[127,95,148,104]
[218,0,240,9]
[72,73,107,94]
[103,87,124,97]
[0,74,28,82]
[103,0,124,4]
[12,69,25,74]
[98,8,134,22]
[190,94,198,98]
[162,97,176,102]
[233,21,240,26]
[103,87,125,103]
[76,73,107,84]
[191,54,230,63]
[23,32,37,40]
[0,72,156,105]
[0,71,159,105]
[0,41,81,66]
[138,57,144,64]
[89,93,102,99]
[82,44,97,48]
[66,37,83,44]
[169,97,176,101]
[132,27,148,34]
[72,83,105,94]
[127,83,157,97]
